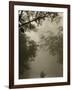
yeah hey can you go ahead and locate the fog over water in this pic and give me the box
[29,48,63,78]
[24,17,63,78]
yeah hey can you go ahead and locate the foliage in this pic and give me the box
[19,10,61,78]
[40,26,63,64]
[19,10,59,32]
[19,32,38,78]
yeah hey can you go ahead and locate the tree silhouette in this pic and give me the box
[19,10,60,32]
[19,32,38,79]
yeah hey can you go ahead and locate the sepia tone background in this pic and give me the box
[19,11,63,79]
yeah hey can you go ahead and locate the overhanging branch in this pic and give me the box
[20,15,48,27]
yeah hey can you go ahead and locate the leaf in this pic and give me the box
[20,27,24,33]
[29,24,36,29]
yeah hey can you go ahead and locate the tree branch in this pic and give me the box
[20,15,48,27]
